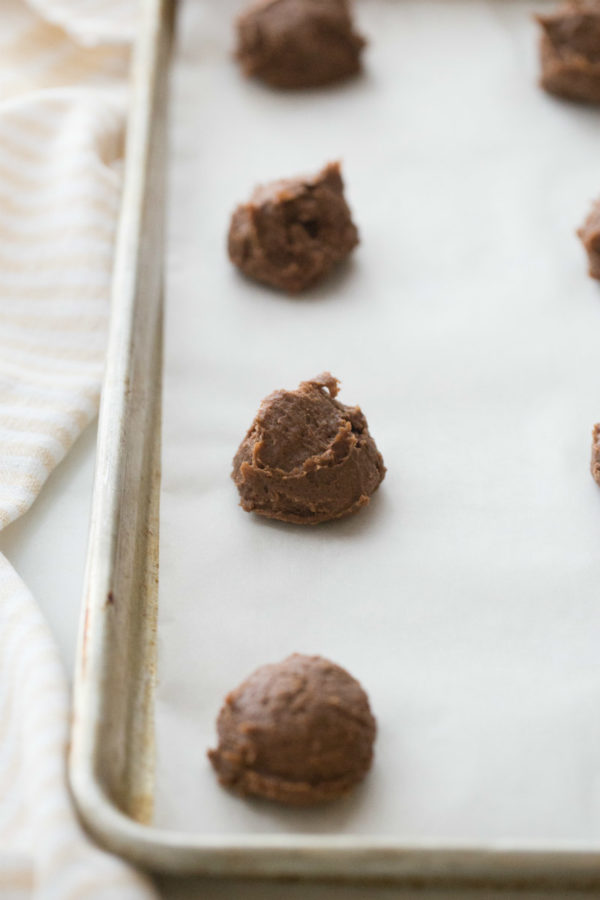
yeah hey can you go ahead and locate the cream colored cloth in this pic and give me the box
[0,0,157,897]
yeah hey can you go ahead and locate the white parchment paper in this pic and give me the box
[155,0,600,842]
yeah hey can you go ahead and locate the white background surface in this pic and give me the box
[156,0,600,849]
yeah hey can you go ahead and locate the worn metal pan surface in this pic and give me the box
[70,0,600,886]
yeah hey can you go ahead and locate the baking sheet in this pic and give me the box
[155,0,600,842]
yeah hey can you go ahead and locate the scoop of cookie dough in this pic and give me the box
[208,653,376,805]
[536,1,600,103]
[232,373,385,525]
[235,0,365,89]
[578,197,600,278]
[228,162,358,294]
[591,424,600,484]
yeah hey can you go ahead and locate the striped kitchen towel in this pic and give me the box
[0,0,157,897]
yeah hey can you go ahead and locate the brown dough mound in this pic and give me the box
[228,162,359,294]
[208,654,376,805]
[578,197,600,278]
[235,0,365,89]
[536,1,600,103]
[232,373,385,525]
[592,424,600,484]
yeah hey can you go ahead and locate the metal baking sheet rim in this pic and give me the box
[68,0,600,884]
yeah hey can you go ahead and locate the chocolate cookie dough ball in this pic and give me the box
[591,423,600,484]
[578,197,600,278]
[208,654,376,805]
[228,162,358,294]
[235,0,365,89]
[232,373,385,525]
[536,1,600,103]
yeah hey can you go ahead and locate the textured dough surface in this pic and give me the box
[578,197,600,278]
[208,654,376,805]
[228,162,359,294]
[592,424,600,484]
[232,373,385,524]
[537,1,600,102]
[235,0,365,89]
